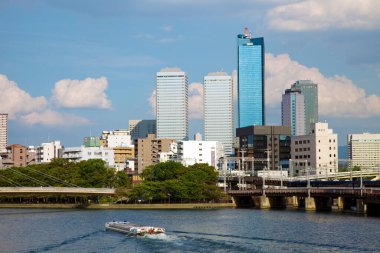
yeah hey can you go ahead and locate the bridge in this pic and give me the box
[228,186,380,214]
[0,187,116,196]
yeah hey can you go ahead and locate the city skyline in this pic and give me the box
[1,1,380,147]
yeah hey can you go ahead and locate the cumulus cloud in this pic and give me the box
[20,110,90,126]
[52,77,112,109]
[266,53,380,117]
[148,82,204,119]
[0,74,47,119]
[267,0,380,31]
[188,83,203,119]
[0,74,90,127]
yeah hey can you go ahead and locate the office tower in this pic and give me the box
[291,122,338,176]
[0,113,8,152]
[204,72,234,155]
[291,80,318,134]
[236,125,291,171]
[237,27,265,127]
[156,68,188,140]
[128,120,156,140]
[348,133,380,169]
[282,89,306,136]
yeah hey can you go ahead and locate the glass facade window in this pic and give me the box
[237,30,265,128]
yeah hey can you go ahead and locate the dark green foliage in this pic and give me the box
[128,161,223,202]
[0,159,131,189]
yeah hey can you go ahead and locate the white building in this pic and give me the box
[158,142,178,163]
[204,72,234,155]
[36,141,63,163]
[62,146,115,168]
[282,89,305,136]
[156,68,188,141]
[177,141,224,168]
[291,122,338,176]
[106,129,132,148]
[0,113,8,152]
[348,133,380,169]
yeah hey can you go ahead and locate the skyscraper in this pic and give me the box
[282,89,306,136]
[204,72,234,155]
[0,113,8,152]
[237,27,265,127]
[156,68,188,140]
[291,80,318,134]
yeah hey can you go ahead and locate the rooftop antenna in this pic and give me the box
[244,27,249,37]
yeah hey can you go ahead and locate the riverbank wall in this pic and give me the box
[0,203,235,209]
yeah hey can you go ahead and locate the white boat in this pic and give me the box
[105,221,165,236]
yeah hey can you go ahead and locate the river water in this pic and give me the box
[0,208,379,253]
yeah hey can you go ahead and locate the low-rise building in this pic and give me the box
[348,133,380,169]
[62,146,115,168]
[177,141,224,168]
[36,141,63,164]
[291,122,338,176]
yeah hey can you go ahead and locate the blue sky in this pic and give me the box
[1,0,380,147]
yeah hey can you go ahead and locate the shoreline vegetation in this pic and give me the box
[0,203,235,209]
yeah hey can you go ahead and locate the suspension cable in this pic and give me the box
[7,168,50,187]
[0,174,22,187]
[26,167,80,188]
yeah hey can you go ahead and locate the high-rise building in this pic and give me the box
[348,133,380,169]
[237,27,265,127]
[128,120,156,140]
[156,68,188,140]
[204,72,234,155]
[0,113,8,152]
[291,80,318,134]
[282,89,306,136]
[291,122,338,176]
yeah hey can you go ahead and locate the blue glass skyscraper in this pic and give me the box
[237,27,265,127]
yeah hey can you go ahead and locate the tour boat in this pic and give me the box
[105,221,165,236]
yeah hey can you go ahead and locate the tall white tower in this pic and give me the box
[0,113,8,152]
[156,68,188,140]
[204,72,233,155]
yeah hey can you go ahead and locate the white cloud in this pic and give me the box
[188,83,203,119]
[0,74,47,119]
[52,77,112,109]
[266,53,380,117]
[148,82,204,119]
[20,110,90,126]
[267,0,380,31]
[0,74,90,127]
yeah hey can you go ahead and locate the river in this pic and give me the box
[0,208,379,253]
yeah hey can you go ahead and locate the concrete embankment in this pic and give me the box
[0,203,235,209]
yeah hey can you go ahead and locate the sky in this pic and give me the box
[1,0,380,148]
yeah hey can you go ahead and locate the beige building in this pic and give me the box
[135,134,176,173]
[0,144,35,168]
[348,133,380,169]
[291,122,338,176]
[113,146,135,171]
[0,113,7,152]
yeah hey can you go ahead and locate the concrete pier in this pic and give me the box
[332,197,344,211]
[356,199,367,214]
[305,197,316,211]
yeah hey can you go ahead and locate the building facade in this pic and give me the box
[83,136,100,147]
[204,72,234,155]
[348,133,380,169]
[177,141,224,169]
[0,144,30,168]
[291,122,338,176]
[282,88,306,136]
[291,80,318,134]
[62,146,115,168]
[0,113,8,152]
[36,141,63,163]
[135,134,177,173]
[237,27,265,127]
[236,125,291,172]
[156,68,188,140]
[128,120,156,140]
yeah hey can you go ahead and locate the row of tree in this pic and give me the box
[127,161,224,202]
[0,159,224,202]
[0,159,130,188]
